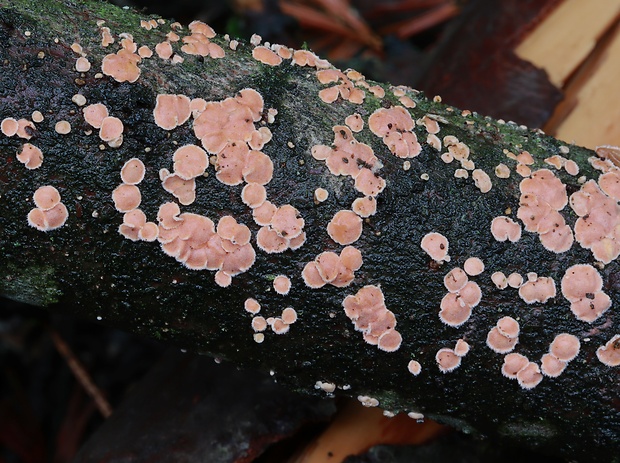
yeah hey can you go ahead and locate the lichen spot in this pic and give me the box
[463,257,484,276]
[273,275,291,295]
[327,210,363,245]
[420,232,450,263]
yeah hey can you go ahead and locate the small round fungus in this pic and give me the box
[281,307,297,324]
[83,103,109,128]
[486,327,518,354]
[463,257,484,276]
[378,330,402,352]
[252,46,282,66]
[491,271,508,289]
[540,353,567,378]
[153,94,191,130]
[241,183,267,209]
[120,158,146,184]
[496,316,519,339]
[501,353,529,379]
[173,144,208,179]
[421,232,449,262]
[244,298,261,314]
[252,316,267,332]
[443,267,468,293]
[490,216,522,242]
[54,120,71,135]
[518,276,556,304]
[454,339,470,357]
[327,210,362,245]
[516,362,543,390]
[507,273,523,288]
[314,188,329,203]
[436,348,461,373]
[1,117,18,136]
[112,184,141,212]
[31,111,44,123]
[596,335,620,367]
[33,185,60,210]
[99,116,124,142]
[273,275,291,295]
[16,143,43,169]
[549,333,580,362]
[75,56,91,72]
[472,169,492,193]
[101,49,141,83]
[407,360,422,376]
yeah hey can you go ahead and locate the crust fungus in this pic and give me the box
[368,107,421,159]
[28,186,68,231]
[16,143,43,169]
[490,216,522,242]
[327,210,363,245]
[561,264,610,322]
[518,276,556,304]
[421,232,449,263]
[342,285,402,352]
[596,335,620,367]
[153,94,191,130]
[273,275,291,295]
[435,348,461,373]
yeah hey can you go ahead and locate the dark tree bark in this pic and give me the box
[0,1,618,461]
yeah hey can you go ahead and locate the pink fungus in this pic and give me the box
[99,116,124,143]
[271,318,290,335]
[101,49,141,83]
[490,216,522,242]
[368,107,421,158]
[596,335,620,367]
[354,169,386,197]
[378,330,402,352]
[157,202,182,230]
[241,183,267,209]
[54,121,71,135]
[443,267,468,293]
[518,276,556,304]
[314,188,329,203]
[407,360,422,376]
[301,262,325,289]
[271,204,304,239]
[253,201,277,226]
[28,186,68,231]
[463,257,484,276]
[245,298,261,314]
[273,275,291,295]
[486,327,518,354]
[561,264,610,322]
[33,185,61,210]
[173,144,208,179]
[454,339,470,357]
[83,103,109,128]
[120,158,145,184]
[252,46,282,66]
[214,270,232,287]
[75,56,91,72]
[502,353,529,379]
[345,113,364,132]
[327,210,363,245]
[540,353,567,378]
[439,293,472,327]
[420,232,449,262]
[549,333,580,362]
[155,41,173,59]
[435,348,461,373]
[161,170,196,205]
[256,226,289,254]
[153,94,191,130]
[516,362,543,390]
[496,316,519,339]
[281,307,297,324]
[491,271,507,289]
[352,196,377,218]
[507,273,523,288]
[17,143,43,169]
[16,119,35,139]
[251,316,267,332]
[112,184,141,212]
[472,169,492,193]
[1,117,18,136]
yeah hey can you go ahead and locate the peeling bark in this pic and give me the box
[0,1,618,461]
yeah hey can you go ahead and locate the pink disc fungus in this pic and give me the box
[518,276,556,304]
[155,41,173,59]
[83,103,109,128]
[345,113,364,132]
[501,353,529,379]
[507,273,523,288]
[138,45,153,58]
[54,120,71,135]
[16,143,43,169]
[486,325,518,354]
[472,169,492,193]
[463,257,484,276]
[153,94,191,130]
[241,183,267,209]
[540,353,567,378]
[496,316,519,339]
[16,119,35,139]
[407,360,422,376]
[112,184,141,212]
[245,298,261,314]
[302,247,362,289]
[75,56,91,72]
[516,362,543,390]
[99,116,124,145]
[101,48,141,83]
[314,188,329,203]
[28,186,68,231]
[549,333,580,362]
[172,144,208,180]
[443,267,468,293]
[596,335,620,367]
[561,264,611,322]
[1,117,18,136]
[490,216,522,242]
[435,348,461,373]
[454,339,470,357]
[251,316,267,332]
[491,271,508,289]
[271,204,304,239]
[342,285,402,352]
[256,226,289,254]
[33,185,61,210]
[352,196,377,218]
[281,307,298,325]
[368,107,421,158]
[421,232,449,263]
[327,210,363,245]
[273,275,291,295]
[160,170,196,206]
[120,158,145,185]
[252,46,282,66]
[439,293,472,327]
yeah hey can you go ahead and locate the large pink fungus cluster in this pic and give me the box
[157,203,255,287]
[570,179,620,263]
[541,333,580,377]
[560,264,610,322]
[193,89,274,187]
[439,267,481,327]
[316,69,365,104]
[101,46,141,83]
[368,106,421,159]
[517,169,573,253]
[302,246,363,288]
[27,186,69,231]
[342,285,402,352]
[180,20,224,58]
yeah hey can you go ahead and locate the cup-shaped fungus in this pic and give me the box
[120,158,145,185]
[173,144,208,180]
[99,116,124,146]
[153,94,191,130]
[540,353,567,378]
[516,362,543,389]
[549,333,580,362]
[327,210,362,245]
[1,117,18,136]
[28,186,68,231]
[101,49,141,83]
[407,360,422,376]
[252,46,282,66]
[83,103,109,128]
[421,232,449,263]
[463,257,484,276]
[435,348,461,373]
[112,184,141,212]
[17,143,43,169]
[244,298,261,314]
[501,353,529,379]
[596,335,620,367]
[518,276,556,304]
[273,275,291,295]
[561,264,611,322]
[490,216,522,242]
